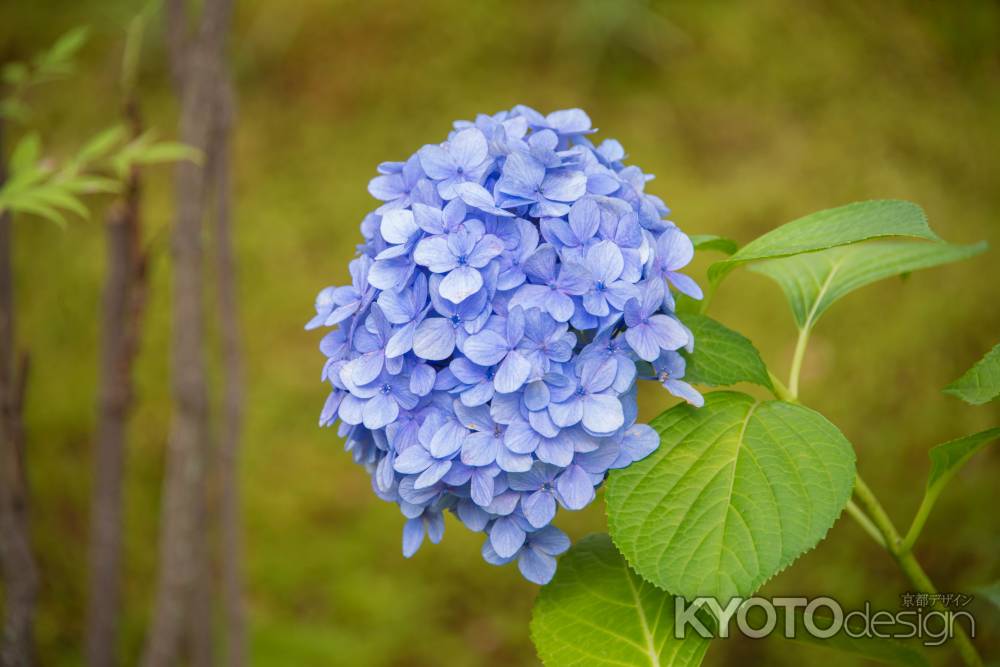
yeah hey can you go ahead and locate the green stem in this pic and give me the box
[767,371,797,403]
[900,489,938,554]
[788,326,810,398]
[853,474,983,667]
[844,499,885,548]
[698,280,717,315]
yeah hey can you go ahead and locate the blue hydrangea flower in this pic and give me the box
[308,106,703,584]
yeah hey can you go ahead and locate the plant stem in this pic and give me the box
[853,474,983,667]
[843,499,885,548]
[899,490,937,555]
[787,326,810,398]
[698,280,717,315]
[767,371,797,403]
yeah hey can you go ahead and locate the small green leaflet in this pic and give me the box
[36,27,89,71]
[690,234,738,256]
[679,314,772,390]
[926,427,1000,495]
[531,534,711,667]
[903,428,1000,551]
[749,241,987,332]
[10,132,41,173]
[606,392,855,602]
[708,200,938,285]
[75,125,128,165]
[944,343,1000,405]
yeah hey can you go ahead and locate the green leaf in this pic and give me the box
[36,27,89,69]
[606,392,855,602]
[903,428,1000,551]
[944,344,1000,405]
[5,197,67,227]
[690,234,738,255]
[708,200,938,284]
[60,175,122,196]
[531,534,712,667]
[749,241,987,332]
[9,132,41,174]
[23,184,89,219]
[76,125,127,165]
[679,314,772,390]
[926,427,1000,494]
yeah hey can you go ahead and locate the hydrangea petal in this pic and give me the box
[490,516,526,559]
[518,548,557,585]
[402,518,425,558]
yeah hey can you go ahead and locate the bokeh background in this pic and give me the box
[2,0,999,665]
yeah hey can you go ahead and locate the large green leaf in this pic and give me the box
[690,234,738,256]
[708,200,938,284]
[679,314,772,390]
[531,534,712,667]
[606,392,855,602]
[749,241,987,332]
[944,343,1000,405]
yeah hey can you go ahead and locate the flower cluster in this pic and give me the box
[308,106,703,584]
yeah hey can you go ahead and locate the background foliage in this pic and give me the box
[1,0,998,664]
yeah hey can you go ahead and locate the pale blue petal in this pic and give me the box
[362,392,399,429]
[548,397,583,428]
[665,379,705,407]
[402,518,425,558]
[455,182,515,217]
[625,324,660,362]
[504,420,540,454]
[470,470,495,507]
[461,432,500,466]
[556,464,595,510]
[429,419,468,458]
[535,438,573,467]
[393,445,433,474]
[380,209,419,245]
[496,446,533,473]
[522,490,556,529]
[412,318,456,361]
[414,459,452,489]
[494,351,531,394]
[413,237,458,273]
[541,171,587,202]
[581,394,624,434]
[490,516,526,559]
[647,314,689,351]
[418,144,455,180]
[439,266,483,304]
[518,548,557,584]
[426,512,445,543]
[530,526,571,555]
[462,330,509,366]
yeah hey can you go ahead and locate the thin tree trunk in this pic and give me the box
[85,98,147,667]
[211,78,246,667]
[0,118,40,667]
[141,1,233,665]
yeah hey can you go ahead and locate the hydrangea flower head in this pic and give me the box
[308,106,703,584]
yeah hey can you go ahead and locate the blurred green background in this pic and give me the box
[2,0,999,665]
